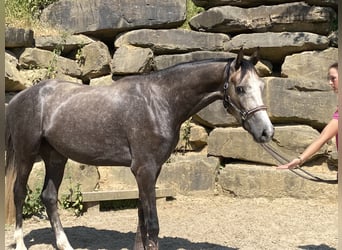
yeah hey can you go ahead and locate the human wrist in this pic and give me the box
[297,155,304,165]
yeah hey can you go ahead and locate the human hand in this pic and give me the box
[276,158,301,169]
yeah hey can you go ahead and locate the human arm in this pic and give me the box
[276,118,338,169]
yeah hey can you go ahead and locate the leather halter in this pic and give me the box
[222,64,267,123]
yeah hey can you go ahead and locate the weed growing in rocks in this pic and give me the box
[23,186,45,219]
[61,183,84,217]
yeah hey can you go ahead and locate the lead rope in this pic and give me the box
[260,143,337,184]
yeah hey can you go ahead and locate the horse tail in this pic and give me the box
[5,106,17,224]
[6,105,13,173]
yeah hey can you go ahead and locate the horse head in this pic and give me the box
[223,48,274,143]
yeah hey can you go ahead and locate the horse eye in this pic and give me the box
[235,86,245,95]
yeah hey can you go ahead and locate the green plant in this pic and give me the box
[46,46,62,78]
[331,16,338,32]
[5,0,58,21]
[23,185,45,219]
[45,33,68,78]
[180,0,204,30]
[61,183,84,217]
[181,119,192,153]
[75,45,86,66]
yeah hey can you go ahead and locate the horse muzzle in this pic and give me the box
[242,111,274,143]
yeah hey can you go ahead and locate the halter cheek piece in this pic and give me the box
[222,64,267,123]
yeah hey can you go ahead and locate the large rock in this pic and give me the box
[20,69,83,85]
[264,77,337,128]
[7,48,82,89]
[190,2,336,35]
[40,0,186,40]
[80,41,112,80]
[207,125,327,165]
[5,51,27,91]
[193,0,290,8]
[5,27,34,48]
[226,32,329,64]
[160,154,219,194]
[35,34,95,54]
[89,75,114,87]
[19,48,81,78]
[155,51,234,70]
[115,29,230,54]
[218,163,337,199]
[192,0,338,9]
[281,47,338,82]
[176,122,209,151]
[112,45,154,75]
[19,69,50,87]
[188,124,208,149]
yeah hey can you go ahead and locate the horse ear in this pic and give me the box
[250,47,260,65]
[234,47,244,70]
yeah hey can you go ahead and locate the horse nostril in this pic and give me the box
[261,127,274,142]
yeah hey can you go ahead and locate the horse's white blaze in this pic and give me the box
[245,72,265,107]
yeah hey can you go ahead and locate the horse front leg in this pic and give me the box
[132,164,160,250]
[134,201,147,250]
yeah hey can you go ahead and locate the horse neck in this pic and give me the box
[161,61,227,122]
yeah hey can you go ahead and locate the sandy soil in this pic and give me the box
[5,194,337,250]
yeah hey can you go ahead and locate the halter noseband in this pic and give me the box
[223,64,267,123]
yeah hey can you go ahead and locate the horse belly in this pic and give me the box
[44,121,132,166]
[47,135,132,166]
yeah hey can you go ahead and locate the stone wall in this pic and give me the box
[5,0,338,199]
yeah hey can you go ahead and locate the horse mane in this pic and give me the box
[155,56,256,76]
[163,57,232,71]
[116,55,257,87]
[144,58,232,80]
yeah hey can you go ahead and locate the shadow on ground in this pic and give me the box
[298,244,336,250]
[12,226,237,250]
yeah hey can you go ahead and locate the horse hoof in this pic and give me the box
[147,241,158,250]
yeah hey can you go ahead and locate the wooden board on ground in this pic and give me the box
[81,188,176,211]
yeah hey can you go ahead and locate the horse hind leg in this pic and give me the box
[7,127,42,249]
[39,142,73,250]
[12,158,35,250]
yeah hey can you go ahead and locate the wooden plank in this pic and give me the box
[82,188,176,202]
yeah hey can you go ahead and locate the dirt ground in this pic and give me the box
[5,194,337,250]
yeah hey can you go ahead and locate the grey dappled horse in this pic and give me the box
[6,49,274,250]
